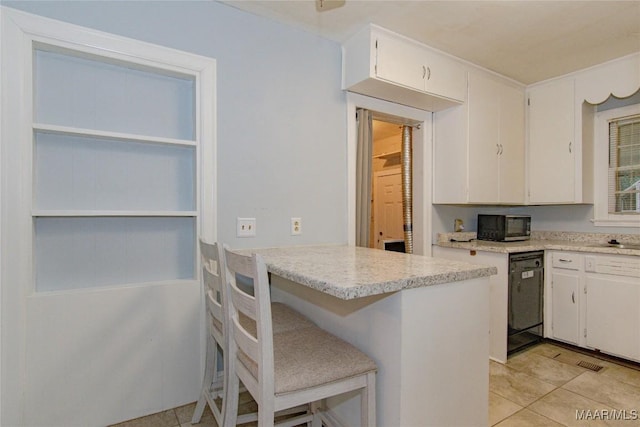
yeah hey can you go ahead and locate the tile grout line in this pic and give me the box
[558,371,640,412]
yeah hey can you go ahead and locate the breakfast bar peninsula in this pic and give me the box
[236,245,497,427]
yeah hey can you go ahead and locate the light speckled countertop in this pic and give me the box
[436,231,640,256]
[236,245,497,300]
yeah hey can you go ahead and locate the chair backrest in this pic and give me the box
[222,246,275,396]
[199,239,225,343]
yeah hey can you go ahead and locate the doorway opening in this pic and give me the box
[347,93,432,255]
[356,108,421,253]
[371,119,405,251]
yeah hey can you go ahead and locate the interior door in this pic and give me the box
[373,169,404,248]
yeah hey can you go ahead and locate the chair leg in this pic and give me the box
[310,401,322,427]
[223,370,240,427]
[258,399,275,427]
[192,336,217,424]
[361,372,376,427]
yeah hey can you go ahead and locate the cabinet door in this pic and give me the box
[551,270,581,345]
[585,275,640,361]
[423,50,465,102]
[528,79,575,203]
[499,84,525,203]
[375,33,425,92]
[467,73,501,203]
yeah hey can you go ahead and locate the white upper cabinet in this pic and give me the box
[375,33,426,92]
[343,24,466,111]
[527,79,577,203]
[423,48,467,103]
[433,71,525,204]
[526,54,639,206]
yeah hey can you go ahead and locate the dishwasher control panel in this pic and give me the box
[584,255,640,278]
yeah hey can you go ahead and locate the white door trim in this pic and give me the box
[347,92,432,255]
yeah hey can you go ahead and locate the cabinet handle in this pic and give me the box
[569,141,572,153]
[496,144,500,154]
[559,258,572,263]
[427,66,431,80]
[572,291,575,304]
[499,144,503,155]
[422,65,426,79]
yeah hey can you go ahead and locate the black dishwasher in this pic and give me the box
[508,251,544,355]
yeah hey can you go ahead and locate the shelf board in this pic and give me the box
[373,150,401,159]
[32,210,197,217]
[33,123,197,147]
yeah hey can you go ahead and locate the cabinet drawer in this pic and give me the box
[552,252,582,270]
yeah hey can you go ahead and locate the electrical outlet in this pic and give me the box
[237,218,256,237]
[291,217,302,235]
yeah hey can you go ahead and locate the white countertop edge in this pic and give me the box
[234,245,498,300]
[435,240,640,256]
[268,263,498,300]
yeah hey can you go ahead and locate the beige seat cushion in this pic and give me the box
[271,302,315,334]
[239,326,377,395]
[216,303,314,338]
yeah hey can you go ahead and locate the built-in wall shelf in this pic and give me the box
[33,123,197,147]
[32,210,198,217]
[373,150,401,159]
[29,40,200,292]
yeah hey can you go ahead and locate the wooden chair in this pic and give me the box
[222,246,377,427]
[192,239,314,426]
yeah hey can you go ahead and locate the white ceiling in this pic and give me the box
[219,0,640,85]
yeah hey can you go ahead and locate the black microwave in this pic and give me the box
[477,214,531,242]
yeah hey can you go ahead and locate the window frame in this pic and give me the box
[593,103,640,227]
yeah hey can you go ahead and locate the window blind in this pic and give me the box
[609,114,640,213]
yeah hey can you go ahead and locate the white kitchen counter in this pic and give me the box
[236,245,495,426]
[237,244,496,299]
[436,231,640,256]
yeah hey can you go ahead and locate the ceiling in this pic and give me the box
[218,0,640,85]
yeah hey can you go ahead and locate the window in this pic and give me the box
[608,114,640,214]
[594,103,640,226]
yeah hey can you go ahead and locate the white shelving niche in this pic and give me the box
[31,43,199,292]
[2,9,216,426]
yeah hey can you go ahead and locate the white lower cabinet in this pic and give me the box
[547,251,640,362]
[585,275,640,361]
[550,270,582,345]
[432,246,509,362]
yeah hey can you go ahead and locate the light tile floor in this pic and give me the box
[490,342,640,426]
[111,342,640,427]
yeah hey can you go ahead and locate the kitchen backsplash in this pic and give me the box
[438,230,640,244]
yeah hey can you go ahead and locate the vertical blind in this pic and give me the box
[609,114,640,213]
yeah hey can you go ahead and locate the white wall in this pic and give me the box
[432,204,636,239]
[3,0,347,249]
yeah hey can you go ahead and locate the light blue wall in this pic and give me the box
[3,0,347,248]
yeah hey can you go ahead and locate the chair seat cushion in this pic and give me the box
[239,326,377,395]
[271,302,315,334]
[236,302,315,339]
